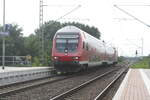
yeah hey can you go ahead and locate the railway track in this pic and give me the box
[0,74,72,97]
[50,66,128,100]
[1,64,127,100]
[0,65,110,98]
[94,67,128,100]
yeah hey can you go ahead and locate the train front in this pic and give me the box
[52,26,82,73]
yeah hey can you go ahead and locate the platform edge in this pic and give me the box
[140,69,150,95]
[112,68,131,100]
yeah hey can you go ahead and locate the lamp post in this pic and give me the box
[2,0,6,70]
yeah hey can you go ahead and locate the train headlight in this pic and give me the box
[54,56,59,60]
[73,57,79,60]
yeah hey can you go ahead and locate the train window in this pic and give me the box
[83,41,85,49]
[56,39,67,52]
[86,43,89,51]
[56,34,79,38]
[68,39,78,52]
[56,38,78,53]
[68,39,78,43]
[56,39,67,43]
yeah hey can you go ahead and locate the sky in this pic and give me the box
[0,0,150,57]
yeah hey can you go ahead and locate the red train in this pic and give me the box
[52,26,118,73]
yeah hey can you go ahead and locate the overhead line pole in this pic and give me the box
[2,0,6,69]
[39,0,44,65]
[126,38,144,56]
[114,5,147,57]
[141,38,144,57]
[39,1,81,65]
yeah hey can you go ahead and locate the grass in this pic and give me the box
[130,57,150,69]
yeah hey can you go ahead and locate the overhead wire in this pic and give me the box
[114,5,150,27]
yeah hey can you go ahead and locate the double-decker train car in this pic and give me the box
[52,26,118,73]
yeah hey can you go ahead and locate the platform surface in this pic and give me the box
[113,68,150,100]
[143,69,150,80]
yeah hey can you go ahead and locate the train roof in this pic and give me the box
[56,26,82,33]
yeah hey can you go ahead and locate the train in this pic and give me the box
[52,26,118,73]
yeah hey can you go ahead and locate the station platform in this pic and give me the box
[113,68,150,100]
[0,66,55,86]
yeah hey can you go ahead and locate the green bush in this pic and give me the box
[32,57,41,66]
[130,57,150,69]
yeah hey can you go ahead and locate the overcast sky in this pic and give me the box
[0,0,150,57]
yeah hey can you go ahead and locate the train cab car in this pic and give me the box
[52,26,84,72]
[52,26,118,73]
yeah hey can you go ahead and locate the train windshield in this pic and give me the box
[67,39,78,52]
[56,34,79,53]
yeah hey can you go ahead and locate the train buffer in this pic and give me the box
[113,69,150,100]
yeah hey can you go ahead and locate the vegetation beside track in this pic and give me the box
[130,56,150,69]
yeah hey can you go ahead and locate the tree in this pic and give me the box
[0,24,25,56]
[24,34,39,57]
[0,24,27,65]
[35,21,101,41]
[24,34,42,66]
[62,22,101,39]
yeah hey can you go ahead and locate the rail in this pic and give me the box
[50,67,121,100]
[94,67,128,100]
